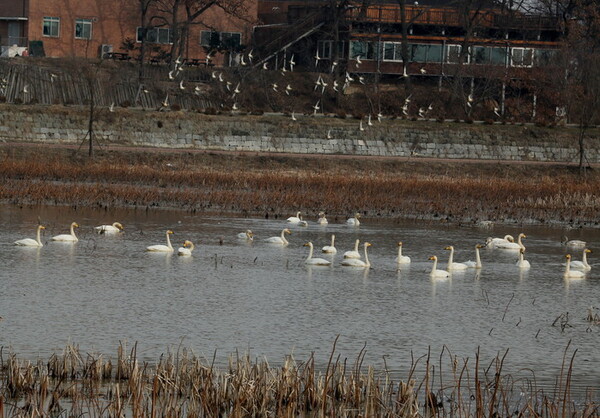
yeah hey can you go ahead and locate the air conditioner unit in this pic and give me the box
[100,44,113,58]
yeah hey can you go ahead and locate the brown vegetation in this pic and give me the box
[1,144,599,226]
[0,342,596,416]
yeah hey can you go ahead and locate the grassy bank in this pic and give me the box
[1,342,596,417]
[1,143,599,226]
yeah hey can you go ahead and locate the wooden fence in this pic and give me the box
[0,59,215,110]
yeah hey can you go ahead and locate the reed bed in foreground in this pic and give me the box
[1,147,600,225]
[0,342,597,417]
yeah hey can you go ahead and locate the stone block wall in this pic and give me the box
[0,105,597,163]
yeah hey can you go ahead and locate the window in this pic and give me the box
[535,49,558,67]
[383,42,400,61]
[446,44,467,64]
[472,46,507,65]
[350,40,380,60]
[200,31,241,49]
[137,27,173,44]
[511,47,533,67]
[43,17,60,37]
[317,40,346,59]
[75,19,92,40]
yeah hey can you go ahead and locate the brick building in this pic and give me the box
[0,0,257,65]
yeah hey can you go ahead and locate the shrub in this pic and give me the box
[120,100,131,108]
[170,103,182,111]
[204,107,217,115]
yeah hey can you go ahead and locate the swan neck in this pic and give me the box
[475,247,481,266]
[565,257,570,274]
[306,244,314,261]
[447,248,454,268]
[364,245,370,266]
[70,224,76,237]
[398,246,402,258]
[166,232,173,249]
[331,235,335,246]
[354,240,359,251]
[189,243,195,251]
[431,258,438,273]
[583,251,588,265]
[281,230,288,244]
[36,226,42,245]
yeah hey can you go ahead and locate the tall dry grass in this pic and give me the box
[0,342,597,417]
[1,148,600,225]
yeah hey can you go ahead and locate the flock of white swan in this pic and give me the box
[12,212,592,280]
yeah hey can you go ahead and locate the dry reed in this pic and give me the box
[0,342,597,417]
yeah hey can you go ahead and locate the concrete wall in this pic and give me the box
[0,104,597,162]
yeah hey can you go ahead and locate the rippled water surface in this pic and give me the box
[1,204,599,397]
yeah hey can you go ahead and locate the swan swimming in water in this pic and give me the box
[237,230,254,241]
[428,255,449,278]
[486,235,515,248]
[395,242,411,264]
[297,216,308,227]
[52,222,79,242]
[463,244,484,269]
[146,230,174,252]
[15,225,46,247]
[322,235,337,254]
[287,212,302,224]
[495,233,526,251]
[265,228,291,245]
[94,222,124,234]
[561,236,586,248]
[317,212,328,225]
[444,246,468,270]
[304,242,332,265]
[564,254,585,279]
[346,213,361,226]
[343,239,361,259]
[568,248,592,271]
[177,240,195,256]
[515,249,531,269]
[341,242,371,268]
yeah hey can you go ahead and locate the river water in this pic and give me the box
[1,204,599,398]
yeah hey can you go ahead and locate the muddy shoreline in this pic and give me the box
[1,142,599,227]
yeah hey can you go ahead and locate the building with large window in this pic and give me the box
[0,0,257,64]
[255,0,562,76]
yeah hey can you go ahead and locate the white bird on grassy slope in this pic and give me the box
[367,114,373,126]
[14,225,45,247]
[285,84,292,95]
[177,240,195,256]
[262,62,268,70]
[341,242,371,268]
[304,242,331,265]
[52,222,79,242]
[232,103,238,110]
[326,129,332,139]
[333,80,339,92]
[343,239,361,259]
[322,234,337,254]
[377,112,383,122]
[429,255,450,279]
[272,83,278,92]
[265,228,291,245]
[162,94,169,108]
[94,222,124,234]
[146,230,174,252]
[291,111,297,121]
[313,100,320,115]
[359,120,365,131]
[564,254,585,279]
[314,76,322,91]
[179,80,185,90]
[396,242,411,264]
[346,213,361,226]
[109,102,115,112]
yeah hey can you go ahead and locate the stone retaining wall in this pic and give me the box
[1,104,598,162]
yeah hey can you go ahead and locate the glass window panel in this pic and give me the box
[427,44,442,63]
[411,44,428,62]
[490,47,506,65]
[350,41,367,59]
[446,44,462,63]
[472,46,488,64]
[75,19,92,40]
[43,17,60,37]
[221,32,241,49]
[383,42,395,61]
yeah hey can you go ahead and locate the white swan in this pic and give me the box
[322,235,337,254]
[486,235,515,248]
[444,246,468,270]
[146,230,174,252]
[304,242,332,265]
[464,244,484,269]
[346,213,361,226]
[177,240,195,256]
[341,242,371,268]
[237,230,254,240]
[265,228,291,245]
[429,255,450,278]
[569,248,592,271]
[15,225,46,247]
[495,233,526,250]
[395,242,411,264]
[516,249,531,269]
[298,216,308,227]
[317,212,328,225]
[564,254,585,279]
[343,239,361,259]
[562,236,586,248]
[94,222,124,234]
[52,222,79,242]
[287,212,302,224]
